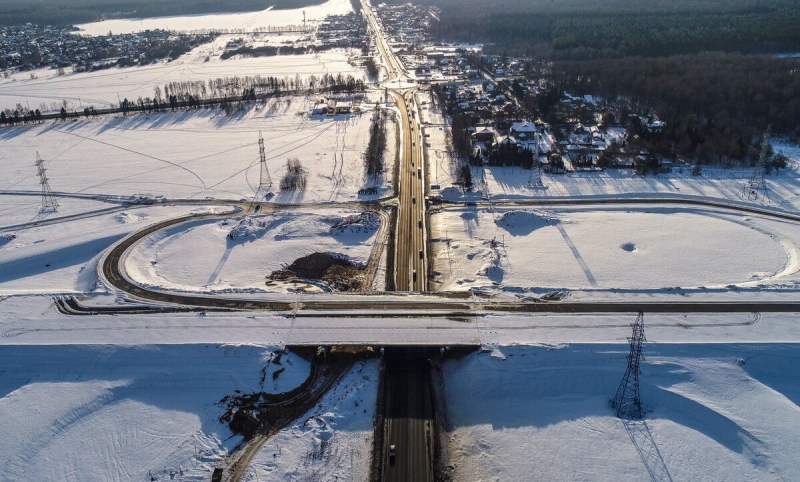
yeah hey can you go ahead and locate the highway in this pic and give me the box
[361,0,427,291]
[362,3,435,480]
[381,347,435,482]
[392,89,427,291]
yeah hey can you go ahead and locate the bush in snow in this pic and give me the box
[280,158,307,191]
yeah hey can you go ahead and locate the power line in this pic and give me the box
[611,312,646,419]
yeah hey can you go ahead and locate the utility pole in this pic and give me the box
[35,152,59,212]
[612,312,646,419]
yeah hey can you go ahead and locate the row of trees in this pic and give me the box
[1,73,366,124]
[365,110,387,180]
[0,108,43,126]
[156,73,366,104]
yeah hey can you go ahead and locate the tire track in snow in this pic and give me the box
[49,126,208,192]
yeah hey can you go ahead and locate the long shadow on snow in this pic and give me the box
[0,344,276,439]
[446,345,769,460]
[0,234,125,283]
[0,124,37,140]
[738,343,800,409]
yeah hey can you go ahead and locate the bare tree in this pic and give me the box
[280,158,308,191]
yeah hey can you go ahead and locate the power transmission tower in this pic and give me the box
[35,152,59,212]
[257,131,272,196]
[528,159,543,187]
[739,128,771,204]
[612,312,646,419]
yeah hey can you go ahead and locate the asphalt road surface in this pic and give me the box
[392,90,427,292]
[382,347,435,482]
[361,0,427,291]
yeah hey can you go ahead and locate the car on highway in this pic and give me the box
[389,444,396,465]
[419,249,424,259]
[412,197,416,204]
[418,219,422,228]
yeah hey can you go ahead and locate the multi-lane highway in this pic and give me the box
[381,347,435,482]
[361,3,435,479]
[392,90,427,291]
[361,0,427,291]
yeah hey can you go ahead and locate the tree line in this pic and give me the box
[156,73,365,103]
[0,73,366,125]
[365,109,387,181]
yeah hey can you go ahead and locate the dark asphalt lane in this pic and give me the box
[383,348,434,482]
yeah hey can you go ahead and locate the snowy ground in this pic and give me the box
[0,195,116,228]
[443,343,800,481]
[126,209,382,293]
[0,46,363,113]
[430,205,794,293]
[242,360,379,482]
[1,95,395,202]
[76,0,353,35]
[465,157,800,214]
[0,344,311,482]
[0,201,231,295]
[434,145,800,213]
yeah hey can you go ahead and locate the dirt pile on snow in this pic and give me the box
[270,252,366,291]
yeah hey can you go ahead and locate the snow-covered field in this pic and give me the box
[0,344,311,482]
[443,344,800,481]
[126,209,382,293]
[465,157,800,213]
[77,0,353,35]
[1,96,394,202]
[0,201,231,295]
[0,46,363,112]
[242,360,379,482]
[0,195,115,228]
[431,206,792,293]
